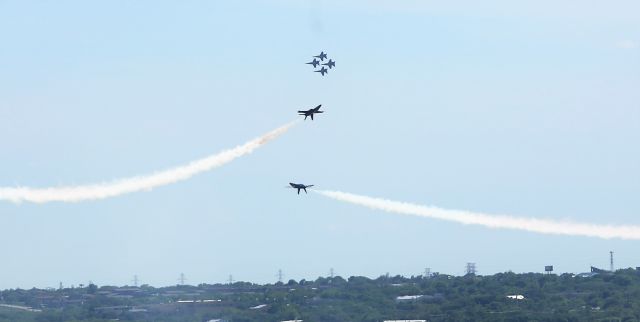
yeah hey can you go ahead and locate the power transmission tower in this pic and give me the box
[465,263,477,275]
[424,267,431,278]
[228,275,234,285]
[178,273,186,285]
[132,275,139,287]
[277,269,283,283]
[329,268,334,278]
[610,251,614,272]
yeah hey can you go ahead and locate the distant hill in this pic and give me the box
[1,269,640,321]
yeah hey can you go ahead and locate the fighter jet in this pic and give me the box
[289,182,314,194]
[315,67,328,76]
[314,51,327,61]
[298,104,323,120]
[306,58,320,68]
[322,59,336,69]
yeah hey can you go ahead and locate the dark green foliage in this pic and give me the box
[1,269,640,321]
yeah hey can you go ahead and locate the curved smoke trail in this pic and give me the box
[0,121,298,204]
[316,190,640,240]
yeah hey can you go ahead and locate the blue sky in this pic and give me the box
[0,0,638,289]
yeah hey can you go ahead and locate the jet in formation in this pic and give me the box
[298,104,323,120]
[315,66,328,76]
[322,59,335,69]
[307,52,334,76]
[314,51,328,61]
[306,58,320,68]
[289,183,314,194]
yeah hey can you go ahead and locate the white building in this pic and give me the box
[395,295,424,302]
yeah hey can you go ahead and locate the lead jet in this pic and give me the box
[298,104,323,120]
[306,58,320,68]
[315,66,328,76]
[314,51,327,61]
[322,59,335,69]
[289,182,314,194]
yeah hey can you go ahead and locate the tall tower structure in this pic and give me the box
[610,251,614,272]
[132,275,139,287]
[329,268,334,278]
[465,263,477,275]
[424,267,431,278]
[178,273,186,285]
[277,269,283,283]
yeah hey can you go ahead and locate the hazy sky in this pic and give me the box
[0,0,638,289]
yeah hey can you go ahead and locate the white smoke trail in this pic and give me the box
[0,121,298,204]
[316,190,640,240]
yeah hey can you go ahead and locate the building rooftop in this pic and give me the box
[396,295,423,301]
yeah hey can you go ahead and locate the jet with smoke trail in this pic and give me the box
[315,190,640,240]
[0,121,298,204]
[289,182,315,195]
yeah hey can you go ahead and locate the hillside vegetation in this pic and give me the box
[1,269,639,321]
